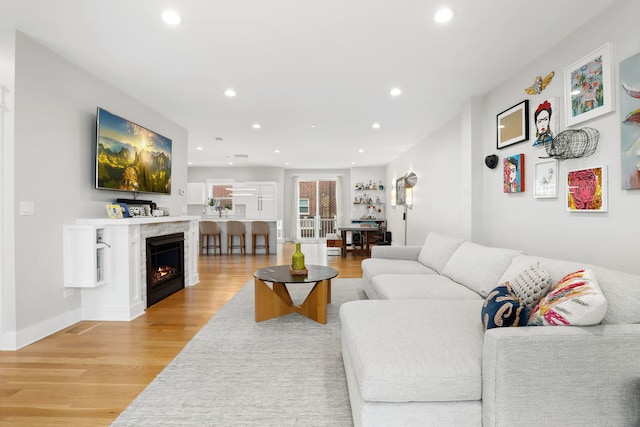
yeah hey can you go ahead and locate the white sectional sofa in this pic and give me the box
[340,232,640,426]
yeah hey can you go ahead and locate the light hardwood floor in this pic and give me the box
[0,242,367,427]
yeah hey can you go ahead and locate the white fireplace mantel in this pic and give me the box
[64,216,200,321]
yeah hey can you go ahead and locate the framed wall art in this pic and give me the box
[497,100,529,149]
[532,97,558,147]
[503,154,525,193]
[620,52,640,190]
[564,42,615,127]
[395,177,406,206]
[534,159,558,198]
[566,165,608,212]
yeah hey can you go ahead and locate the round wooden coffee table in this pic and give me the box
[253,265,338,324]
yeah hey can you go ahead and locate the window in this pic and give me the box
[299,198,310,215]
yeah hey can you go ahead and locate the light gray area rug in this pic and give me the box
[112,278,365,427]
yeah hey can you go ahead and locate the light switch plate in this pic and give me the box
[19,201,35,215]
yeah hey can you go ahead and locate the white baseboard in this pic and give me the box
[80,301,145,321]
[1,307,83,350]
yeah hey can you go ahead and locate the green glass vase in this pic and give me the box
[291,243,305,270]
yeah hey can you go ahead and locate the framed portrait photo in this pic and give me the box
[564,42,615,127]
[534,159,558,198]
[497,100,529,149]
[566,165,608,212]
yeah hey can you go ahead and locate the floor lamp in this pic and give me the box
[402,172,417,245]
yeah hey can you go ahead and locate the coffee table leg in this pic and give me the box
[254,279,294,322]
[299,280,328,324]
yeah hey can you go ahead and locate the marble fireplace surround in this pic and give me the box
[75,216,200,321]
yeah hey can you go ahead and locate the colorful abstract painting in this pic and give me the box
[567,166,608,212]
[564,43,614,126]
[620,52,640,190]
[503,154,525,193]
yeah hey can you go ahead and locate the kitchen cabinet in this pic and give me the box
[233,182,276,220]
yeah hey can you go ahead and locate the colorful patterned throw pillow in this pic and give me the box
[528,269,607,326]
[481,283,528,330]
[509,262,552,313]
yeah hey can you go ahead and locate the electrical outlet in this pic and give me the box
[63,288,74,298]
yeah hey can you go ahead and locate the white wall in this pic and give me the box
[481,0,639,274]
[0,28,16,349]
[385,0,639,274]
[386,115,468,246]
[4,32,189,349]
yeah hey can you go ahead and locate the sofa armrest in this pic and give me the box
[370,245,421,260]
[483,324,640,427]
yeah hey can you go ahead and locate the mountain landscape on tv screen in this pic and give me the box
[97,138,171,194]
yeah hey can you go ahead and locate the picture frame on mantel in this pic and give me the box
[564,42,615,127]
[497,100,529,149]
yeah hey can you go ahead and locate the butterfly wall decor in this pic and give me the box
[525,71,555,95]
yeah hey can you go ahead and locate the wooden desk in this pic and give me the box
[338,225,379,257]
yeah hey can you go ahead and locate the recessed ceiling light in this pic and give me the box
[196,146,203,151]
[351,162,356,165]
[434,7,455,23]
[187,162,193,165]
[252,123,261,129]
[284,162,289,165]
[310,124,317,128]
[274,149,280,153]
[227,161,233,165]
[161,10,182,25]
[390,87,402,97]
[224,89,236,97]
[372,122,381,129]
[358,149,365,153]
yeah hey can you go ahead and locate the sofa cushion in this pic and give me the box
[362,258,437,283]
[441,241,522,297]
[340,299,484,403]
[528,270,608,326]
[373,274,482,300]
[508,262,552,312]
[481,283,528,330]
[417,232,465,273]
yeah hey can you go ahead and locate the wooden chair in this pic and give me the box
[251,221,270,255]
[226,221,246,255]
[199,221,222,255]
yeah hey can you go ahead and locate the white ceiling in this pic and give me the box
[1,0,616,169]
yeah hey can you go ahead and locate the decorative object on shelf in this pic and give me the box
[497,100,529,149]
[484,154,499,169]
[291,242,306,274]
[540,127,599,160]
[619,52,640,190]
[532,98,557,147]
[106,204,124,219]
[354,180,379,190]
[564,42,614,127]
[534,159,558,199]
[503,154,525,193]
[525,71,555,95]
[567,165,608,212]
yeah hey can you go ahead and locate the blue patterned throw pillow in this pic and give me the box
[481,283,529,330]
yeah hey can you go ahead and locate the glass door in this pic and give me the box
[297,179,337,240]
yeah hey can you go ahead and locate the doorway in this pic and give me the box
[297,179,337,241]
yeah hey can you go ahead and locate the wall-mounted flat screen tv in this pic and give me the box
[96,107,172,195]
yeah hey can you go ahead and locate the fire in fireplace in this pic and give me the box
[146,232,185,307]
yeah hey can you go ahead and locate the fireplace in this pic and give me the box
[146,232,185,307]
